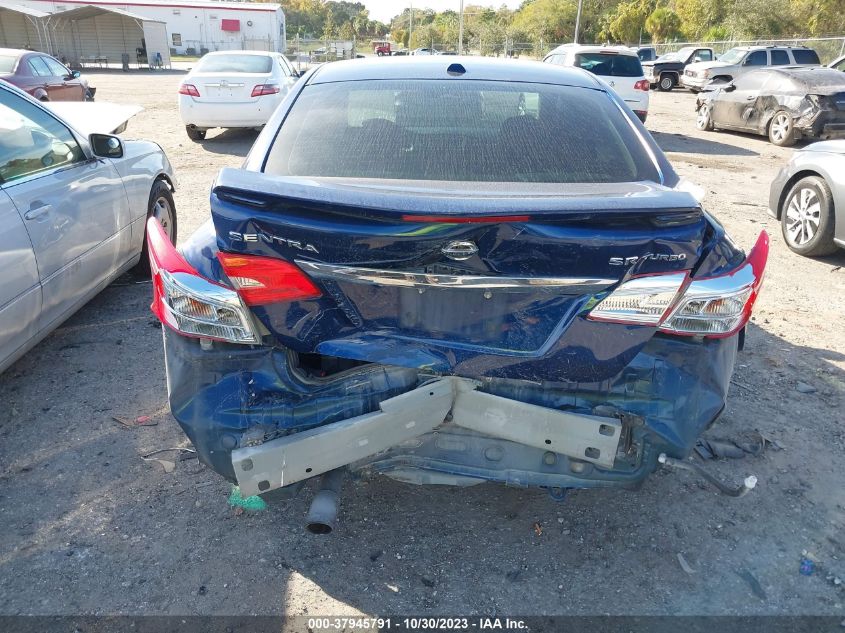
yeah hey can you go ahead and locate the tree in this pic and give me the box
[645,7,682,43]
[391,28,409,47]
[511,0,578,45]
[606,0,652,44]
[673,0,725,40]
[323,7,336,40]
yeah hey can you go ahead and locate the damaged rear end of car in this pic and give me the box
[148,58,768,521]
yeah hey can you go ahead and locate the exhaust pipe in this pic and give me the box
[306,468,346,534]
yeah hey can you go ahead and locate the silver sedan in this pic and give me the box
[769,140,845,256]
[0,81,177,373]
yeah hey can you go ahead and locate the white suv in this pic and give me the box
[681,46,821,92]
[544,44,650,121]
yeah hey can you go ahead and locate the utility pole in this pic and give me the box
[409,3,413,50]
[573,0,583,44]
[458,0,464,55]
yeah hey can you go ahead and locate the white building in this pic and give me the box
[8,0,286,54]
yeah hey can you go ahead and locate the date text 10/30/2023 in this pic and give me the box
[306,617,529,630]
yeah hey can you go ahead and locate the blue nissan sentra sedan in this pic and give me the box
[146,57,768,532]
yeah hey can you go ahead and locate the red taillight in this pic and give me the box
[251,83,281,97]
[660,230,769,338]
[217,252,322,305]
[588,231,769,338]
[178,83,200,97]
[147,216,196,325]
[147,218,258,344]
[401,215,531,224]
[634,79,650,91]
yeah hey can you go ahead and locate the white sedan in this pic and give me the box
[178,51,300,141]
[0,81,177,374]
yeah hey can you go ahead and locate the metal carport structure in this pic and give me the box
[0,1,52,52]
[46,5,170,68]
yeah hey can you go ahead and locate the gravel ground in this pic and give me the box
[0,69,844,619]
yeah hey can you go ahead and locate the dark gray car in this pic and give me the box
[769,140,845,255]
[696,67,845,146]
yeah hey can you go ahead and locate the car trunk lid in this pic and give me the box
[190,72,271,103]
[210,169,707,382]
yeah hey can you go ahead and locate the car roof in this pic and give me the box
[0,48,33,57]
[734,45,813,51]
[308,55,605,89]
[547,43,639,57]
[202,50,275,56]
[750,66,845,85]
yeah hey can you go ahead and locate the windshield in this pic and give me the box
[264,79,659,184]
[195,54,272,73]
[658,47,693,62]
[0,55,18,74]
[573,53,643,77]
[719,49,746,64]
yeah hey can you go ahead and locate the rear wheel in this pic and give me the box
[658,74,676,91]
[696,104,714,131]
[135,180,177,275]
[768,110,795,147]
[781,176,837,256]
[186,126,206,142]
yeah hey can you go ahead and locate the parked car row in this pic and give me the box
[1,51,842,532]
[682,45,822,92]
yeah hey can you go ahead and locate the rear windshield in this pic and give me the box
[0,55,17,74]
[792,49,821,64]
[264,80,659,184]
[195,54,272,73]
[574,53,643,77]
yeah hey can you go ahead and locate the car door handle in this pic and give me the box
[24,204,52,220]
[746,95,756,100]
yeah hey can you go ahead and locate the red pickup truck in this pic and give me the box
[373,41,392,56]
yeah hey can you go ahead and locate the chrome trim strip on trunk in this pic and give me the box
[295,260,616,293]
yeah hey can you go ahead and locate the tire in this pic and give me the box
[186,126,206,142]
[696,104,714,131]
[377,51,384,57]
[84,88,94,102]
[134,180,177,276]
[768,110,795,147]
[780,176,837,256]
[657,74,676,91]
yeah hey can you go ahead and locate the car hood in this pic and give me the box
[42,102,143,136]
[685,60,731,72]
[801,139,845,154]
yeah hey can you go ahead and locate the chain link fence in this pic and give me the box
[443,35,845,64]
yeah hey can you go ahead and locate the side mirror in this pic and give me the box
[693,56,702,63]
[724,84,737,92]
[72,70,81,78]
[89,133,123,158]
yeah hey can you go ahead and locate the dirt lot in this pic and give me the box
[1,68,844,619]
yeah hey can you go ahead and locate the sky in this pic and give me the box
[363,1,523,23]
